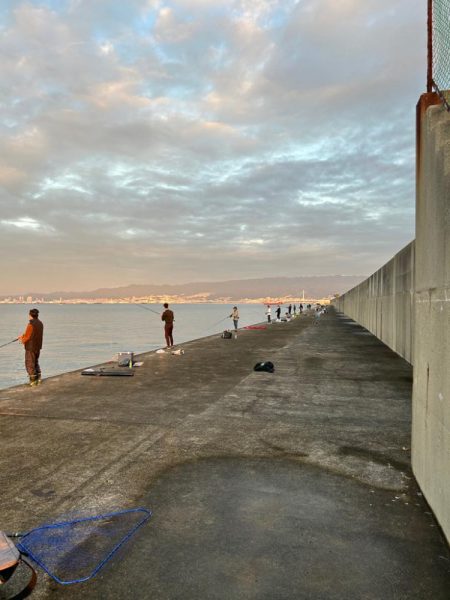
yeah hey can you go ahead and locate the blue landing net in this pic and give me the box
[17,507,151,585]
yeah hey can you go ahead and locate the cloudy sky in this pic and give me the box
[1,0,425,294]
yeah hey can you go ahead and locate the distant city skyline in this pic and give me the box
[1,1,424,294]
[0,274,365,302]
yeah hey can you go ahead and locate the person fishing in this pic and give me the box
[266,305,271,323]
[161,303,174,348]
[276,305,281,320]
[229,306,239,331]
[19,308,44,386]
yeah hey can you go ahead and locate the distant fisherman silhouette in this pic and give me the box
[161,303,175,348]
[19,308,44,386]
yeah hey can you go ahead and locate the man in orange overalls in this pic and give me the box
[19,308,44,386]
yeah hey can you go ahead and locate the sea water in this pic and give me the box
[0,304,265,390]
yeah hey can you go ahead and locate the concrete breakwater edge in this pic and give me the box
[0,303,266,391]
[1,309,449,599]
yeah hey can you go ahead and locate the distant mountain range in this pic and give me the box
[10,275,365,301]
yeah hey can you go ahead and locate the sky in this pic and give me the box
[0,0,426,294]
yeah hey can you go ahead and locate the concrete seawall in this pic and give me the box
[333,241,415,365]
[333,98,450,545]
[413,103,450,545]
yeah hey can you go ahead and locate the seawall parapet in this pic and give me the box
[333,241,415,365]
[333,97,450,544]
[413,102,450,544]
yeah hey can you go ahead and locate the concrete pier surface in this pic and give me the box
[1,309,449,599]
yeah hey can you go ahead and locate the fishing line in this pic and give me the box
[134,304,161,317]
[205,315,230,330]
[0,337,18,350]
[200,315,230,334]
[133,304,262,340]
[204,307,264,334]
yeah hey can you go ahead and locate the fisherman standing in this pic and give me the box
[19,308,44,386]
[288,304,292,315]
[161,303,175,348]
[229,306,239,331]
[266,305,272,323]
[276,305,281,320]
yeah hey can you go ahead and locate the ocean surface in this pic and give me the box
[0,303,265,390]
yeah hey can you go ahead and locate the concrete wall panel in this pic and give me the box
[333,241,415,365]
[334,103,450,544]
[413,105,450,544]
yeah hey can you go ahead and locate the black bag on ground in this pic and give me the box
[221,330,233,339]
[253,361,275,373]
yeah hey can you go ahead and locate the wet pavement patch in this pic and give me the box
[65,457,450,600]
[337,445,410,472]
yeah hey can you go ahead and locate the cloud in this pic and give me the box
[0,0,425,293]
[1,216,55,234]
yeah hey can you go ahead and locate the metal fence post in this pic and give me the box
[427,0,433,92]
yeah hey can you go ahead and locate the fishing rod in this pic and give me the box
[134,304,161,317]
[207,306,264,332]
[135,304,259,334]
[202,315,230,333]
[0,337,18,350]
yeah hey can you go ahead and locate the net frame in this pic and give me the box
[16,507,152,585]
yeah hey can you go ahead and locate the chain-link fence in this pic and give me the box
[431,0,450,107]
